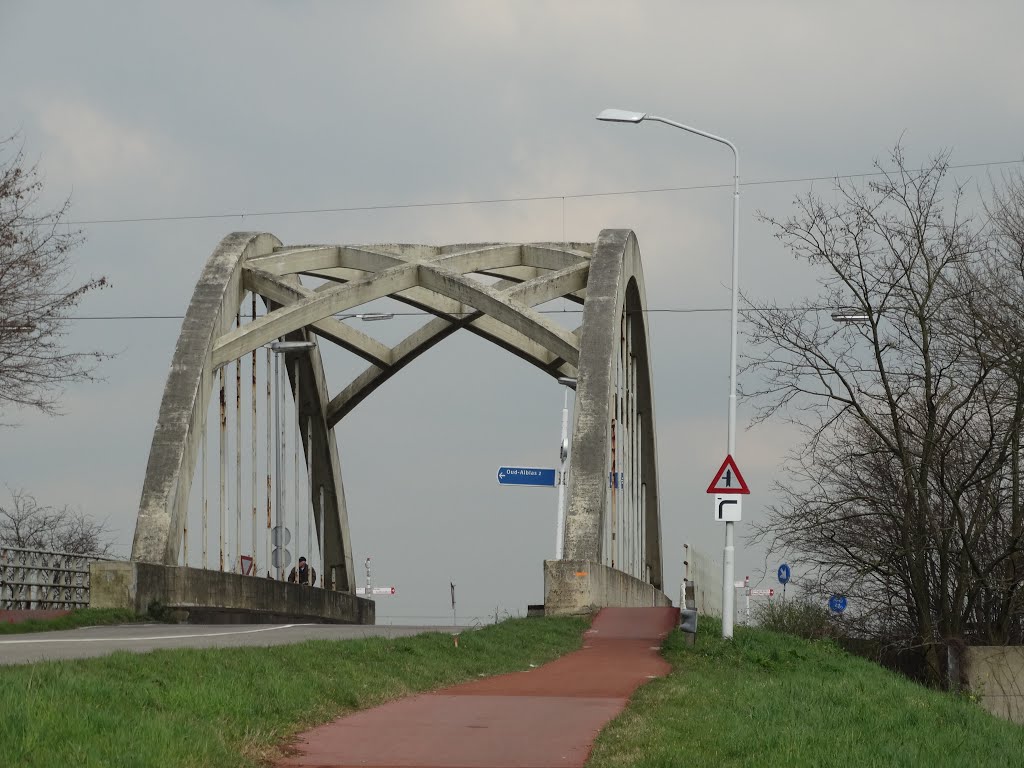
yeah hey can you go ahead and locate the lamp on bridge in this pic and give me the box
[598,107,743,640]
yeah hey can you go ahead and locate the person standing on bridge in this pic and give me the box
[288,556,317,586]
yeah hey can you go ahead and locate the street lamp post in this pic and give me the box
[597,108,742,639]
[270,340,316,580]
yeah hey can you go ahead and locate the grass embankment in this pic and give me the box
[589,618,1024,768]
[0,616,587,767]
[0,608,143,635]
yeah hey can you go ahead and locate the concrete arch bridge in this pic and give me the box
[92,230,671,622]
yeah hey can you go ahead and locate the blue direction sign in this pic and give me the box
[829,595,848,614]
[777,563,791,585]
[497,467,558,487]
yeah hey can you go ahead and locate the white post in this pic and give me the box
[723,144,740,639]
[556,390,569,559]
[319,485,326,588]
[265,347,272,578]
[307,417,313,570]
[596,109,741,639]
[202,423,208,569]
[274,349,284,580]
[235,335,242,573]
[293,360,301,567]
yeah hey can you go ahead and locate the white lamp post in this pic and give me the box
[597,108,742,639]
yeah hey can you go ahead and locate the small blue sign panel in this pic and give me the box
[609,471,624,489]
[497,467,558,487]
[777,563,791,585]
[829,595,847,614]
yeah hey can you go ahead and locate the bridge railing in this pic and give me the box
[0,545,116,610]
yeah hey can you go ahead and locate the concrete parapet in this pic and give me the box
[965,646,1024,724]
[90,561,374,625]
[543,559,672,615]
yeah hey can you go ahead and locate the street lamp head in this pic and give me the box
[556,376,578,390]
[596,108,647,124]
[831,310,871,324]
[270,340,317,353]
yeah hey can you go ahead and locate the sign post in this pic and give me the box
[777,562,791,601]
[829,595,847,614]
[706,455,750,637]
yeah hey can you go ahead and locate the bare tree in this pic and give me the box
[744,146,1024,686]
[0,135,110,419]
[0,487,114,556]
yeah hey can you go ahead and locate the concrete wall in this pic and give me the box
[90,561,374,625]
[965,646,1024,724]
[544,559,672,615]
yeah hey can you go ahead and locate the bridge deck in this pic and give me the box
[278,606,679,768]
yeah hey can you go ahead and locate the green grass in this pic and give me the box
[0,616,587,767]
[0,608,145,635]
[588,617,1024,768]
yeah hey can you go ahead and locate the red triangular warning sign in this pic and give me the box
[706,454,750,494]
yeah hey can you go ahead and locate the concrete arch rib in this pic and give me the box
[562,229,662,588]
[133,232,280,564]
[131,232,355,591]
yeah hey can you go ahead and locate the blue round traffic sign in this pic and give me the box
[777,563,791,585]
[828,595,847,614]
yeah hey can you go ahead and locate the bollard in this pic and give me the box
[679,608,698,646]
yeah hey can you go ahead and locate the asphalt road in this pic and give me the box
[0,623,468,665]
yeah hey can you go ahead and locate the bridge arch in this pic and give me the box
[131,230,662,597]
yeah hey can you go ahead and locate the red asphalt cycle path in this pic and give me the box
[278,606,679,768]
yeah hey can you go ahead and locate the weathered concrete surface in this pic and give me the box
[562,229,662,588]
[543,559,672,615]
[133,232,281,566]
[965,646,1024,724]
[90,562,373,625]
[278,607,678,768]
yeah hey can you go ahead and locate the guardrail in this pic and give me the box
[0,545,116,609]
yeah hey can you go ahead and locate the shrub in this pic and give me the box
[754,598,836,641]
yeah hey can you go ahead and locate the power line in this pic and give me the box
[62,158,1024,227]
[66,306,832,321]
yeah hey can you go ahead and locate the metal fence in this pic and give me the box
[0,545,115,610]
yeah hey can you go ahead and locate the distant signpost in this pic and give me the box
[829,595,847,614]
[497,466,558,487]
[777,563,791,600]
[777,563,791,584]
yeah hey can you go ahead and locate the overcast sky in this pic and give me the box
[2,2,1022,623]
